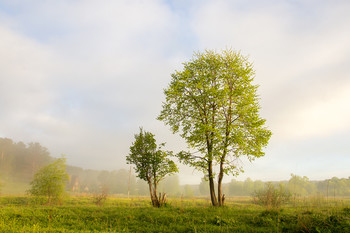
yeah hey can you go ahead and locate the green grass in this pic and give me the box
[0,179,30,195]
[0,196,349,232]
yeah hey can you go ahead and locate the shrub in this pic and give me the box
[252,182,291,209]
[27,157,69,204]
[92,186,108,206]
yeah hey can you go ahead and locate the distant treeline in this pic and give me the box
[0,137,180,196]
[1,137,350,197]
[0,138,53,181]
[224,175,350,197]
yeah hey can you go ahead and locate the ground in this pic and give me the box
[0,195,349,232]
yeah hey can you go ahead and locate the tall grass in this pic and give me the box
[0,195,349,232]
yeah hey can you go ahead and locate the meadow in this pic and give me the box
[0,195,349,232]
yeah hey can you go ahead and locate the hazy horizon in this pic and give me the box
[0,0,349,185]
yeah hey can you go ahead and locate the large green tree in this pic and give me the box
[27,157,69,204]
[126,128,178,207]
[158,49,271,206]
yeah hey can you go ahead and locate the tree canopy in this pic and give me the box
[27,157,69,204]
[158,49,271,206]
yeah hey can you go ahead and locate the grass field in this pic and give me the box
[0,195,349,232]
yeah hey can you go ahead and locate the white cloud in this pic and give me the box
[282,83,350,139]
[0,0,349,181]
[0,24,56,127]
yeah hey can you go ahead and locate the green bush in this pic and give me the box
[252,182,291,209]
[27,157,69,204]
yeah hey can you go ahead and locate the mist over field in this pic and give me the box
[1,137,349,198]
[1,0,349,185]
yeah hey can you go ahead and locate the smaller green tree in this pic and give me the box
[126,128,178,207]
[27,157,69,204]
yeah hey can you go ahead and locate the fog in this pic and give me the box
[1,138,349,197]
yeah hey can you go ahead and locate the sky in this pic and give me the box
[0,0,349,184]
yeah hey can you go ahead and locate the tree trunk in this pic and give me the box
[208,161,218,206]
[218,160,224,206]
[159,193,167,205]
[153,182,160,207]
[147,179,156,207]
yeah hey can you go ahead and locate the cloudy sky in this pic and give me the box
[0,0,349,184]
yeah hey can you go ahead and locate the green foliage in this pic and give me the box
[159,49,271,172]
[253,182,291,209]
[126,128,178,207]
[158,49,271,206]
[27,157,69,204]
[127,128,178,184]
